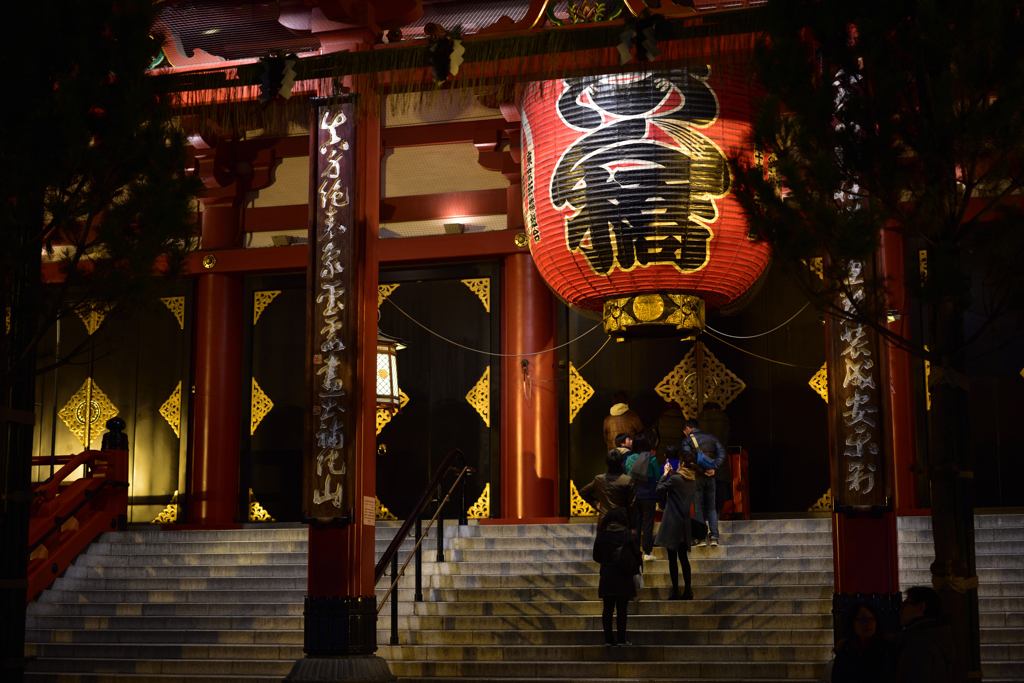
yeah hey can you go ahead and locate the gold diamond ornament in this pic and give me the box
[568,362,594,424]
[570,480,596,516]
[58,378,119,448]
[253,291,281,325]
[809,364,828,402]
[654,345,745,418]
[376,389,409,435]
[160,297,185,329]
[159,381,182,438]
[461,279,490,313]
[466,366,490,427]
[467,483,490,519]
[251,378,274,435]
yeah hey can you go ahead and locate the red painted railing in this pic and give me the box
[27,448,129,601]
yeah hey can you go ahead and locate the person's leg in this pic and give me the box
[666,548,679,594]
[616,597,629,643]
[641,499,655,555]
[680,551,693,598]
[602,596,615,644]
[692,479,707,527]
[705,481,719,542]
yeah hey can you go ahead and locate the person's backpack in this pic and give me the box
[611,531,641,576]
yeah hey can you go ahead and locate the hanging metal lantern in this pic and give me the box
[376,328,406,413]
[521,67,771,338]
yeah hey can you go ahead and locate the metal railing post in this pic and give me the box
[414,515,423,602]
[436,485,445,563]
[390,552,399,645]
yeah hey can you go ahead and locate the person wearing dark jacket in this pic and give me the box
[681,419,727,546]
[832,601,896,683]
[697,402,732,519]
[654,446,697,600]
[585,451,642,646]
[894,587,955,683]
[579,449,638,533]
[624,433,659,562]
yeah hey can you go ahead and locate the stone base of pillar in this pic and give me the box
[832,591,903,643]
[302,596,378,655]
[283,656,396,682]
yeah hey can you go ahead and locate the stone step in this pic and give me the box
[27,602,304,618]
[25,629,302,645]
[896,514,1024,530]
[86,541,309,555]
[61,564,308,580]
[373,585,833,603]
[101,529,308,544]
[899,554,1024,570]
[26,657,293,676]
[899,528,1024,543]
[50,577,307,592]
[386,659,824,679]
[374,598,833,617]
[73,552,308,567]
[389,628,834,646]
[898,540,1024,556]
[25,643,303,661]
[900,567,1024,584]
[381,643,833,662]
[36,589,304,604]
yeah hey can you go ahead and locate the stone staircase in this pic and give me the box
[897,514,1024,682]
[23,518,837,681]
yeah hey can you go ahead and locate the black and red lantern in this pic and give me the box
[521,68,771,337]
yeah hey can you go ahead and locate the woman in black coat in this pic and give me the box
[832,601,896,683]
[592,503,641,646]
[654,446,697,600]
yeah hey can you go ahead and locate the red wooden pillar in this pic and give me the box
[189,202,244,527]
[880,230,920,512]
[500,253,559,520]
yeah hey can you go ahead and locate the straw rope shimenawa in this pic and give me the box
[157,9,767,132]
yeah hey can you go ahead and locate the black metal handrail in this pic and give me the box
[373,448,470,585]
[376,465,473,615]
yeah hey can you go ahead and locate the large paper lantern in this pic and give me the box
[521,67,771,337]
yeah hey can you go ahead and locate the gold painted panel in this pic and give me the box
[75,304,110,336]
[248,488,276,522]
[251,378,274,435]
[160,297,185,330]
[467,482,490,519]
[253,291,281,325]
[159,381,182,438]
[569,480,596,516]
[378,284,400,308]
[568,362,594,424]
[808,488,832,512]
[466,366,490,428]
[460,278,490,313]
[150,491,179,524]
[376,496,398,520]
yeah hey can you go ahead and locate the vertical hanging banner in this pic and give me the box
[826,258,890,509]
[305,98,356,521]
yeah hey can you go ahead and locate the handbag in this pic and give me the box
[633,569,644,592]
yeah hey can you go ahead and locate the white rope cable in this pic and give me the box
[705,301,812,339]
[384,298,603,357]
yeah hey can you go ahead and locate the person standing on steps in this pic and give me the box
[681,419,726,547]
[650,400,686,461]
[654,447,697,600]
[624,433,659,562]
[831,601,896,683]
[894,586,955,683]
[613,432,633,469]
[581,450,641,646]
[603,391,644,451]
[697,401,733,521]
